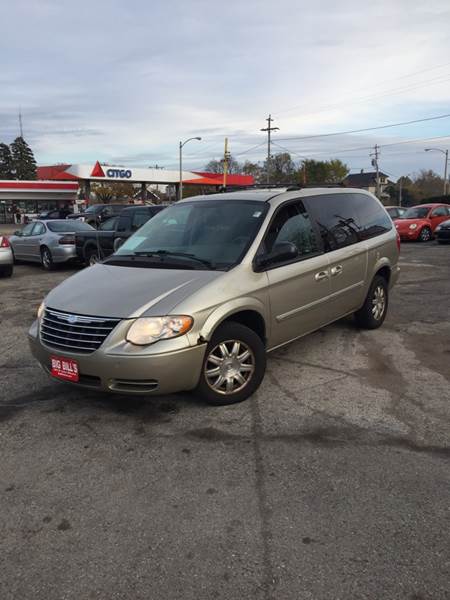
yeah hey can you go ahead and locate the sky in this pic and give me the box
[1,0,450,181]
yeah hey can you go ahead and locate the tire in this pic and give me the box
[40,246,54,271]
[354,275,389,330]
[0,265,13,278]
[418,227,432,242]
[195,322,266,406]
[85,247,100,267]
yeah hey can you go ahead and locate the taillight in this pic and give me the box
[58,234,75,245]
[0,236,10,248]
[396,230,401,252]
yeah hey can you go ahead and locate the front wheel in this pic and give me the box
[195,322,266,406]
[419,227,432,242]
[354,275,388,329]
[41,246,54,271]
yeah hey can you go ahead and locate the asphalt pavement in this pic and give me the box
[0,243,449,600]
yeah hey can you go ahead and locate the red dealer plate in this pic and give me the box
[50,356,79,382]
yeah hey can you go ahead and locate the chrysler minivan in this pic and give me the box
[29,188,400,405]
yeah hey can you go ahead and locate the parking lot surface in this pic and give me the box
[0,243,449,600]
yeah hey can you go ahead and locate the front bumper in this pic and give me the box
[436,229,450,241]
[28,319,206,395]
[397,229,420,241]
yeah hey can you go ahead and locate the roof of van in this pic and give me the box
[179,187,355,204]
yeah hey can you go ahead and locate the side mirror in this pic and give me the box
[113,237,124,252]
[254,242,299,271]
[14,230,21,236]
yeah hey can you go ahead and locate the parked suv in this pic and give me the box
[29,188,399,405]
[67,204,128,228]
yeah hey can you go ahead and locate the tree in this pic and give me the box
[0,143,14,179]
[242,160,263,183]
[204,155,242,175]
[263,152,297,184]
[301,159,349,184]
[92,182,135,202]
[10,137,37,180]
[410,170,444,201]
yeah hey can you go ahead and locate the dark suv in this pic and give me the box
[67,204,128,228]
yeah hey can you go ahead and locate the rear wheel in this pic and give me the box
[354,275,388,329]
[195,322,266,406]
[85,247,100,267]
[419,226,432,242]
[40,246,54,271]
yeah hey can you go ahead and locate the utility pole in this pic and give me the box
[261,114,279,185]
[223,137,230,190]
[370,144,380,198]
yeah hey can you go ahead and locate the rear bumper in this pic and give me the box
[0,248,13,266]
[51,245,78,263]
[28,319,206,395]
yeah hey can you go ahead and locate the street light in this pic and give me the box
[179,137,202,200]
[425,148,449,195]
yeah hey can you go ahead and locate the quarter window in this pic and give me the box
[431,206,448,217]
[262,201,320,260]
[304,194,361,250]
[352,194,392,239]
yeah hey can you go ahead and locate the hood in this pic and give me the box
[44,263,223,318]
[394,217,430,229]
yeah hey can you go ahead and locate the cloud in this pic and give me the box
[1,0,449,177]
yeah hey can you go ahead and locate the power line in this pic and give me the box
[275,113,450,142]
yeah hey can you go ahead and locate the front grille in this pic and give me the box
[40,308,120,354]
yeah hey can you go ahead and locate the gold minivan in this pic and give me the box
[29,188,400,405]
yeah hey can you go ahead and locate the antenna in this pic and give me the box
[18,108,24,138]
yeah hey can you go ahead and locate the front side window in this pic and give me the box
[116,200,268,270]
[20,223,35,236]
[261,201,320,260]
[99,217,119,231]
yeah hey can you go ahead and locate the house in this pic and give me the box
[344,171,391,197]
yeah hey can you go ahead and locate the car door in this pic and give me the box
[28,222,47,261]
[259,200,332,349]
[304,193,368,319]
[12,223,36,259]
[429,206,450,231]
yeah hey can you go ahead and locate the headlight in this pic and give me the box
[126,316,193,346]
[409,223,418,230]
[435,225,441,232]
[37,301,45,320]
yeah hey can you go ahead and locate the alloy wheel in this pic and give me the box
[371,285,386,320]
[204,339,255,395]
[42,249,51,269]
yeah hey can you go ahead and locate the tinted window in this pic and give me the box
[99,217,119,231]
[47,221,94,232]
[304,194,360,251]
[262,201,320,259]
[132,211,151,230]
[352,194,392,239]
[402,207,430,219]
[117,215,131,232]
[431,206,448,217]
[32,222,46,235]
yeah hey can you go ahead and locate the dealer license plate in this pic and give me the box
[50,356,79,382]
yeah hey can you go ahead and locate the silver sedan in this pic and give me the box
[0,235,14,277]
[9,220,95,270]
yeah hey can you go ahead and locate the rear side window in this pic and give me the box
[305,193,391,250]
[304,194,360,251]
[431,206,449,217]
[352,193,392,239]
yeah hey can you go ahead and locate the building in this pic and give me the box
[344,171,391,198]
[0,180,78,224]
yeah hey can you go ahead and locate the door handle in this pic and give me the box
[315,270,329,281]
[330,265,343,276]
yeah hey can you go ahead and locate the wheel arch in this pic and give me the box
[199,299,268,345]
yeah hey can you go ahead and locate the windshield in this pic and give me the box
[402,207,430,219]
[116,200,268,269]
[47,221,94,232]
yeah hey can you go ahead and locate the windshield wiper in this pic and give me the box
[133,250,216,269]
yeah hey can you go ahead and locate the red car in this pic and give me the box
[394,203,450,242]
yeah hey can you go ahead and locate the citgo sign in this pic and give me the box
[106,168,132,179]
